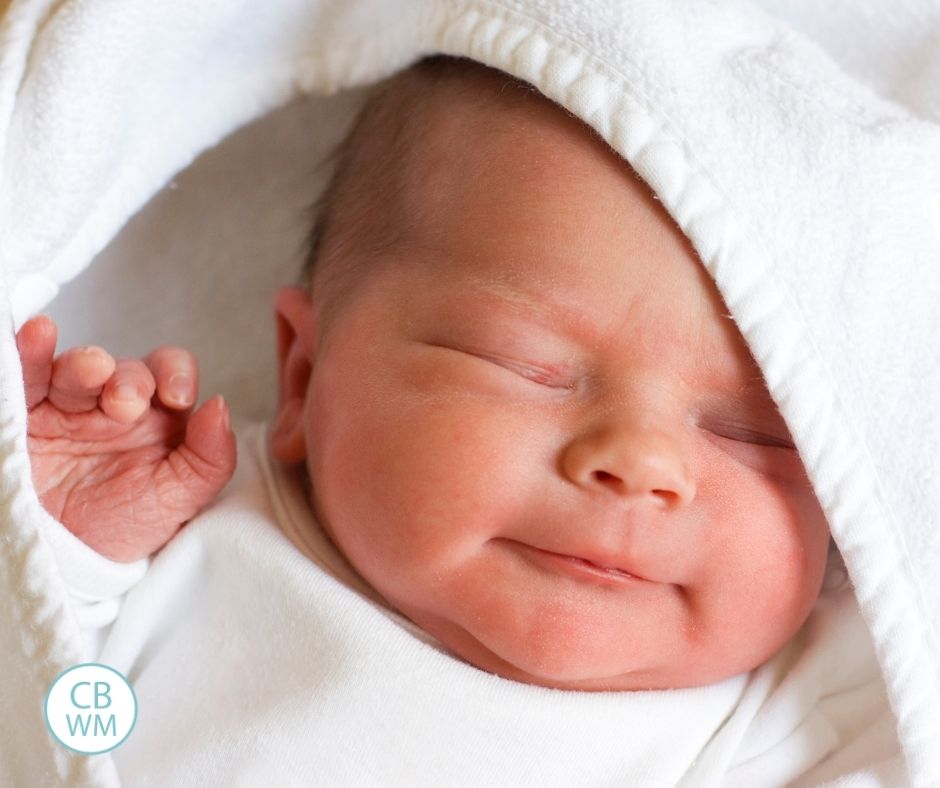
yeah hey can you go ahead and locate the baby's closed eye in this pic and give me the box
[697,418,806,481]
[418,341,577,396]
[439,344,572,387]
[703,420,796,450]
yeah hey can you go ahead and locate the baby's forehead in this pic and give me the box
[414,77,615,173]
[394,97,638,256]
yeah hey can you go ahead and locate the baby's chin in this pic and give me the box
[400,605,738,692]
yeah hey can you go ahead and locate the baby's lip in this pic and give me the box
[500,539,652,582]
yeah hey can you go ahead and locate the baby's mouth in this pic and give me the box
[498,539,651,585]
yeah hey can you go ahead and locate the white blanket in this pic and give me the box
[29,422,901,787]
[1,0,938,785]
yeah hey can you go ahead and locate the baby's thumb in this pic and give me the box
[174,395,237,494]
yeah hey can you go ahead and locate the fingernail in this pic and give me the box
[168,374,192,405]
[112,382,138,402]
[218,396,231,430]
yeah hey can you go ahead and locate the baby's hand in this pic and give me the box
[16,315,236,563]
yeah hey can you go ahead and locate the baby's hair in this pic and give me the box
[299,55,540,331]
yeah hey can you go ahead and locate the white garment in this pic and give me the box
[37,423,899,787]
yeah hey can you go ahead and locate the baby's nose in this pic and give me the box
[559,421,696,509]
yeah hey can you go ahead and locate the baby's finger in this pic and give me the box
[145,346,199,410]
[48,346,116,413]
[160,395,236,507]
[99,358,157,424]
[16,315,58,409]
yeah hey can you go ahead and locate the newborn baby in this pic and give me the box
[17,56,829,696]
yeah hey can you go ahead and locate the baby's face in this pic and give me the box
[272,91,830,691]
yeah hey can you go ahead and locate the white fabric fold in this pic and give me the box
[37,423,899,786]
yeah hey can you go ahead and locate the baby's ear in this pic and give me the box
[270,286,316,464]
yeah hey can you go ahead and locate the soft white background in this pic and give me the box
[46,88,367,423]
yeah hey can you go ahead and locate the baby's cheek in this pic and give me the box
[311,388,535,576]
[691,472,823,630]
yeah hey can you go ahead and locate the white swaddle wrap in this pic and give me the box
[1,0,938,785]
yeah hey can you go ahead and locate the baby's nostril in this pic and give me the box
[593,470,618,484]
[651,489,682,509]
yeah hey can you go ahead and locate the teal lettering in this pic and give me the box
[94,714,116,736]
[94,682,112,709]
[66,714,92,736]
[70,681,91,709]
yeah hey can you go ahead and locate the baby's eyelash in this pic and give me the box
[476,353,569,388]
[716,428,795,450]
[428,341,572,390]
